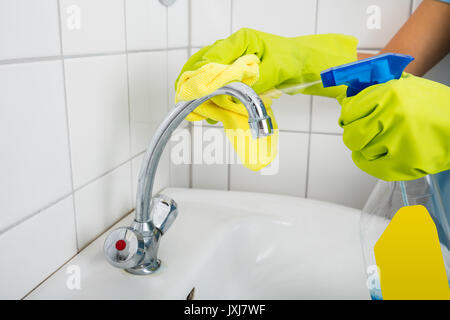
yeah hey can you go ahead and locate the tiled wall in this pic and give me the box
[0,0,189,299]
[0,0,448,299]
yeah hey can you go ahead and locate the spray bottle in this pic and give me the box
[319,53,450,299]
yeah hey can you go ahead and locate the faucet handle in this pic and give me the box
[150,194,178,234]
[103,227,145,269]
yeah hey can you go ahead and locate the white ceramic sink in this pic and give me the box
[27,188,370,299]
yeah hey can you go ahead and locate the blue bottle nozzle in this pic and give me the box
[320,53,414,97]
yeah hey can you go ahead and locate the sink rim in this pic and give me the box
[26,187,369,300]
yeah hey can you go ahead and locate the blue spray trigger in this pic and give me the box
[320,53,414,97]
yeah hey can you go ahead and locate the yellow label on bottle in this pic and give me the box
[374,205,450,299]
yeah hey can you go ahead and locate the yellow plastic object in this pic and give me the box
[176,54,278,171]
[374,205,450,300]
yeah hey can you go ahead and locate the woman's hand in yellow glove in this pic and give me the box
[176,28,358,98]
[338,73,450,181]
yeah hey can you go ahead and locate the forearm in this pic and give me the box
[357,0,450,75]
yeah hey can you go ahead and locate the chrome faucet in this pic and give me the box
[103,82,274,275]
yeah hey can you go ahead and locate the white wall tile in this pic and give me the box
[167,49,188,106]
[64,55,130,188]
[192,126,228,190]
[125,0,167,50]
[0,61,72,232]
[308,134,377,209]
[74,162,132,249]
[192,164,228,190]
[166,49,191,188]
[317,0,411,49]
[131,150,170,202]
[168,0,189,48]
[191,0,231,47]
[128,51,168,156]
[311,96,343,134]
[232,0,316,36]
[169,127,191,188]
[0,196,77,299]
[0,0,61,60]
[60,0,126,55]
[230,132,308,197]
[271,94,310,132]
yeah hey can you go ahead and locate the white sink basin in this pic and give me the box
[27,188,370,300]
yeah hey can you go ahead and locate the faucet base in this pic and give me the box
[125,259,161,275]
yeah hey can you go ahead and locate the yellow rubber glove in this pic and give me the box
[177,28,358,98]
[338,73,450,181]
[175,29,358,171]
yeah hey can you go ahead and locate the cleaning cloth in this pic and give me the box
[175,54,279,171]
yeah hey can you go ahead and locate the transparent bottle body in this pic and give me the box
[360,175,450,300]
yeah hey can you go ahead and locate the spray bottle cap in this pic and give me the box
[320,53,414,97]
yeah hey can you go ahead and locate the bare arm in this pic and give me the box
[357,0,450,75]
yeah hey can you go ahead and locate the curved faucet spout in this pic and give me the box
[135,82,274,223]
[104,82,274,275]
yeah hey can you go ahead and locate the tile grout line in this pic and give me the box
[200,125,343,136]
[0,47,190,66]
[0,55,64,65]
[188,0,194,189]
[0,193,73,237]
[304,97,314,198]
[56,0,80,252]
[230,0,233,35]
[165,5,172,189]
[227,0,233,191]
[188,0,192,51]
[304,0,321,198]
[189,123,193,188]
[315,0,320,35]
[123,0,135,209]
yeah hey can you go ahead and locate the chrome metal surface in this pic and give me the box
[103,82,274,275]
[150,194,178,234]
[104,227,145,269]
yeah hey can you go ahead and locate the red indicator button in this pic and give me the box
[115,239,127,251]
